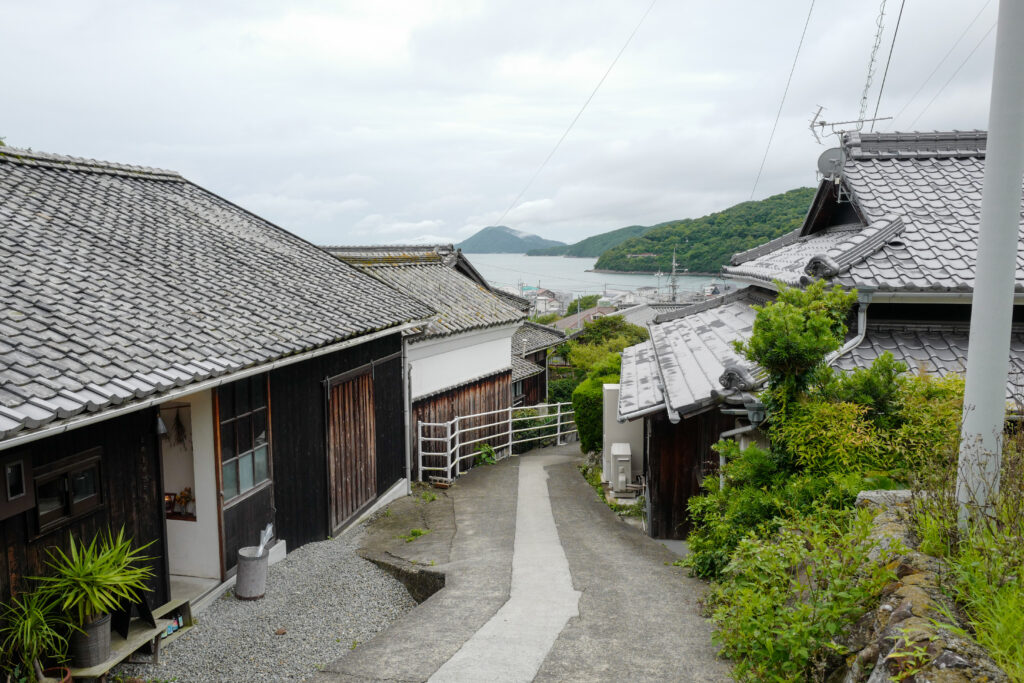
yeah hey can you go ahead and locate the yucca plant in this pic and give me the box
[0,589,73,681]
[35,527,155,626]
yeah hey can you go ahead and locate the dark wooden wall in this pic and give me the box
[412,370,511,478]
[222,485,274,573]
[646,408,734,539]
[268,332,404,551]
[0,410,167,606]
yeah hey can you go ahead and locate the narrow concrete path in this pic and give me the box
[429,455,581,682]
[312,445,731,682]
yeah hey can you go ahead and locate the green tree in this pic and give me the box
[573,315,649,347]
[566,294,600,314]
[733,280,856,410]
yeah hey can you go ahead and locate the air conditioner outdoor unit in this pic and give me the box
[611,442,633,496]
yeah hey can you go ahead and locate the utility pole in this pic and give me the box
[956,0,1024,523]
[669,248,679,303]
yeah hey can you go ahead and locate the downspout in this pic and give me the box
[826,289,873,364]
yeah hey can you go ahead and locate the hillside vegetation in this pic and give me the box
[526,224,650,257]
[593,187,816,273]
[457,225,564,253]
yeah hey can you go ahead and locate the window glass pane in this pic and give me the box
[220,422,235,461]
[71,467,98,503]
[236,414,253,454]
[37,478,66,526]
[239,453,254,492]
[250,375,266,410]
[253,446,268,484]
[222,462,238,500]
[6,460,25,499]
[235,379,251,416]
[218,385,234,420]
[253,410,268,448]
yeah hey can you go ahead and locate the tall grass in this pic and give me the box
[911,424,1024,678]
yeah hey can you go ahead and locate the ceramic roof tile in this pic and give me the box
[0,147,432,442]
[511,355,545,382]
[618,341,664,419]
[724,131,1024,294]
[512,322,566,355]
[332,249,525,340]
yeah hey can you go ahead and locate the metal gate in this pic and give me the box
[417,402,576,482]
[326,369,377,533]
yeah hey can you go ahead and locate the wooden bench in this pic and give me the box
[68,599,195,682]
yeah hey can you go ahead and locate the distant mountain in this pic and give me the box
[593,187,817,274]
[526,224,651,257]
[457,225,565,253]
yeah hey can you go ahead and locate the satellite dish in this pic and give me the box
[817,147,844,179]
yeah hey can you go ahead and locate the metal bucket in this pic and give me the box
[235,546,269,600]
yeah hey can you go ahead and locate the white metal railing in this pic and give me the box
[417,402,577,482]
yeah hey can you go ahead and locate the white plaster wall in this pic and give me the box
[163,390,221,580]
[160,406,194,495]
[602,384,644,485]
[407,324,515,400]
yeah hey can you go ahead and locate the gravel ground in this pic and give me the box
[115,525,416,682]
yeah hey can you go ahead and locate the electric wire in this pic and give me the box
[492,0,658,228]
[908,21,996,129]
[749,0,816,200]
[889,0,992,127]
[870,0,906,131]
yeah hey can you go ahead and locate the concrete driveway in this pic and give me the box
[311,444,732,682]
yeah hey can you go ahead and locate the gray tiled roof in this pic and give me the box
[618,292,766,419]
[618,341,664,420]
[0,148,432,443]
[724,130,1024,294]
[332,248,525,340]
[833,323,1024,402]
[512,322,565,355]
[511,355,545,382]
[617,303,694,327]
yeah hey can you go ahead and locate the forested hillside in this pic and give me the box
[526,224,650,257]
[457,225,564,253]
[593,187,816,273]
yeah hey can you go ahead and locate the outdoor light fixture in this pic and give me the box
[157,415,168,436]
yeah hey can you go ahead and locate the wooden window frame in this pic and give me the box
[33,448,104,535]
[218,375,273,509]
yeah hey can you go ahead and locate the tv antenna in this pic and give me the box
[809,106,892,144]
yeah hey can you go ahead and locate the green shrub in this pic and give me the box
[773,400,880,474]
[511,408,556,454]
[814,352,907,429]
[709,508,901,682]
[572,376,606,454]
[733,281,856,409]
[547,377,578,404]
[572,315,649,347]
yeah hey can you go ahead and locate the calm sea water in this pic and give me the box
[468,253,728,299]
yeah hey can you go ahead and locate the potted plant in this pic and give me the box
[34,527,154,668]
[0,589,73,682]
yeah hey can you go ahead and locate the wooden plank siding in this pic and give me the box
[268,332,404,551]
[646,409,734,539]
[326,371,377,533]
[412,370,512,479]
[0,410,167,606]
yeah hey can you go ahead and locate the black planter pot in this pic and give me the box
[70,612,111,668]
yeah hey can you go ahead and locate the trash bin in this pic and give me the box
[236,546,269,600]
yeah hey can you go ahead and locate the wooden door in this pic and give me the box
[326,370,377,534]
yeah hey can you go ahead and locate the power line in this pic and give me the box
[870,0,906,131]
[908,21,996,129]
[492,0,658,228]
[750,0,816,200]
[889,0,992,127]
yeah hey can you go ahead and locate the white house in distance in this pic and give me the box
[326,245,527,477]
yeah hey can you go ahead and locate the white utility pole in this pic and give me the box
[956,0,1024,522]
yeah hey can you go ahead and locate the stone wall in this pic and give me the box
[830,490,1007,683]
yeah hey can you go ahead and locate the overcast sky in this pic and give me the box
[1,1,1000,246]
